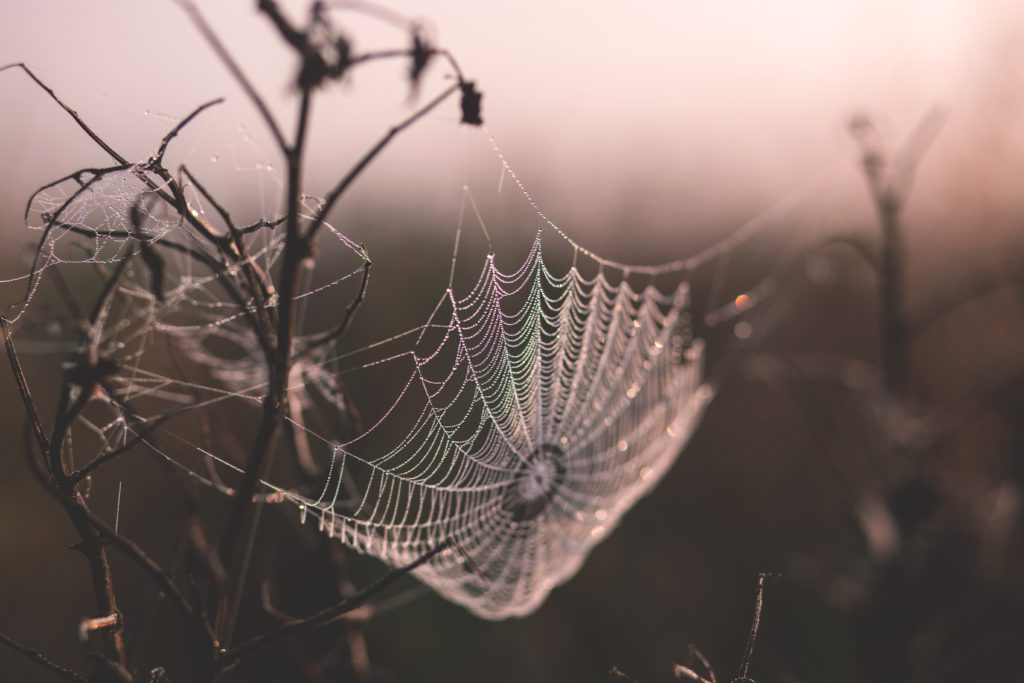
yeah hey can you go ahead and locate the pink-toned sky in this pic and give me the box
[1,0,1022,269]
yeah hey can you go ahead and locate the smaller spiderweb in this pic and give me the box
[282,235,710,619]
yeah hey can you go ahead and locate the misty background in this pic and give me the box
[2,1,1023,681]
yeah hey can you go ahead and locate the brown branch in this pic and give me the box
[0,63,129,165]
[0,631,87,683]
[673,664,714,683]
[218,89,316,650]
[149,98,224,167]
[81,503,216,649]
[176,0,288,154]
[69,408,185,485]
[609,666,642,683]
[2,316,50,456]
[302,255,372,354]
[736,572,775,682]
[909,261,1024,338]
[306,82,460,241]
[5,316,126,664]
[223,540,451,666]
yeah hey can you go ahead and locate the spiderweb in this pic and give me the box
[4,120,802,620]
[280,235,711,618]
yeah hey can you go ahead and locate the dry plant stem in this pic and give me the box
[181,166,277,322]
[149,98,224,166]
[873,182,908,399]
[79,613,120,644]
[857,112,943,402]
[673,664,714,683]
[16,406,213,663]
[80,499,216,648]
[1,317,49,453]
[31,255,131,665]
[70,409,182,484]
[174,0,287,153]
[5,3,476,675]
[217,85,314,649]
[302,257,372,354]
[736,573,772,682]
[609,666,642,683]
[49,218,276,362]
[222,541,452,667]
[0,631,88,683]
[0,63,130,166]
[909,258,1024,337]
[686,645,717,683]
[44,390,127,665]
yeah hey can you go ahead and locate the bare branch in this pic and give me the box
[0,63,129,165]
[223,540,451,665]
[0,631,87,683]
[302,255,371,354]
[1,316,50,457]
[149,98,225,167]
[306,83,459,241]
[175,0,288,154]
[736,572,776,682]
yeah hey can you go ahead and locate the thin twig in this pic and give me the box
[2,316,50,456]
[0,63,129,165]
[306,82,460,241]
[909,260,1024,337]
[218,77,317,655]
[149,98,224,167]
[609,666,641,683]
[687,644,718,683]
[736,572,774,682]
[69,408,184,484]
[82,503,216,648]
[673,664,714,683]
[0,631,87,683]
[5,312,127,663]
[223,540,450,665]
[302,255,372,354]
[176,0,288,154]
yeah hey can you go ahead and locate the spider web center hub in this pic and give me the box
[503,443,566,523]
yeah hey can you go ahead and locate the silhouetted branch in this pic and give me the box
[0,63,129,165]
[0,631,87,683]
[302,255,372,354]
[176,0,288,154]
[149,98,224,167]
[306,82,460,241]
[736,572,776,682]
[909,259,1024,337]
[223,540,451,666]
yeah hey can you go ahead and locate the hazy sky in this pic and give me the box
[1,0,1022,264]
